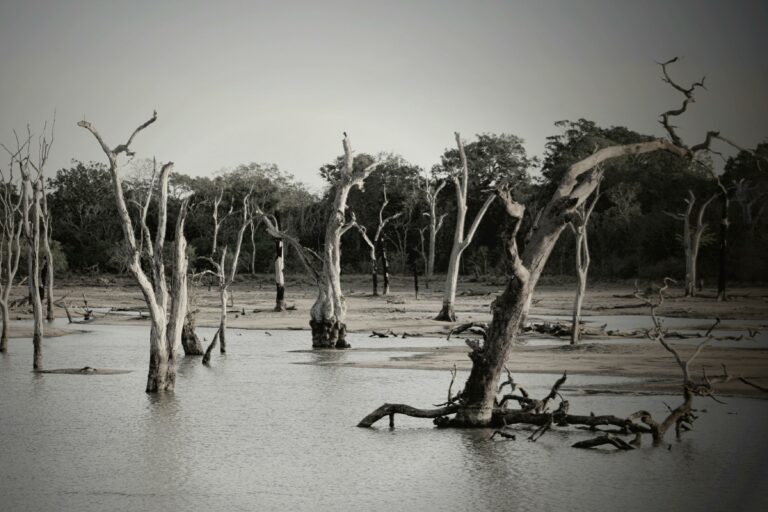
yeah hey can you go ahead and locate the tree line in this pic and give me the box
[39,122,767,288]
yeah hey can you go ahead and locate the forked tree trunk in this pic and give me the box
[309,135,379,348]
[421,177,446,289]
[667,190,716,297]
[79,112,188,392]
[569,180,601,345]
[21,168,45,370]
[436,133,496,322]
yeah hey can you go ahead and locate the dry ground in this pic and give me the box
[8,273,768,395]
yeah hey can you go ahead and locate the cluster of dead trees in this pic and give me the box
[1,55,765,448]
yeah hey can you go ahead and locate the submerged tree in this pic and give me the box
[0,145,24,353]
[78,112,190,392]
[201,188,251,355]
[359,58,734,429]
[310,135,378,348]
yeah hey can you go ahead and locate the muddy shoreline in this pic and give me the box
[8,274,768,395]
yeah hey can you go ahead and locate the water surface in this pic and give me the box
[1,322,767,511]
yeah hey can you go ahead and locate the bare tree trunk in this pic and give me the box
[421,177,446,289]
[716,185,730,301]
[250,220,257,275]
[0,303,8,352]
[181,314,204,355]
[666,190,716,297]
[436,133,496,322]
[79,112,188,392]
[205,190,251,356]
[354,187,401,297]
[379,239,391,295]
[569,178,601,345]
[307,136,379,348]
[219,286,228,353]
[0,152,23,353]
[274,215,286,311]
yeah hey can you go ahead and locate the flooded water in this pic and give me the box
[1,322,767,511]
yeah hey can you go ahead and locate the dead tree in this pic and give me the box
[360,58,725,427]
[202,189,251,355]
[79,112,190,392]
[354,186,402,296]
[0,142,25,353]
[435,133,496,322]
[665,190,717,297]
[420,174,447,289]
[568,173,602,344]
[272,214,287,311]
[309,134,378,347]
[8,127,49,370]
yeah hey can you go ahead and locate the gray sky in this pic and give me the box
[1,0,766,191]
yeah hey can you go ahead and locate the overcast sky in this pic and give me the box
[1,0,766,191]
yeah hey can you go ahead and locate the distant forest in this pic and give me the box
[44,119,767,283]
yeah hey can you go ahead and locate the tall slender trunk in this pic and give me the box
[370,249,379,296]
[436,134,495,322]
[0,301,9,353]
[716,193,729,301]
[219,288,228,353]
[570,268,587,345]
[274,233,286,311]
[380,240,391,295]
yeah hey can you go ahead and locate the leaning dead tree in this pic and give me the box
[568,173,602,344]
[201,188,251,355]
[0,143,25,353]
[664,189,717,297]
[420,174,447,289]
[435,133,496,322]
[79,112,190,392]
[360,58,731,428]
[354,186,402,296]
